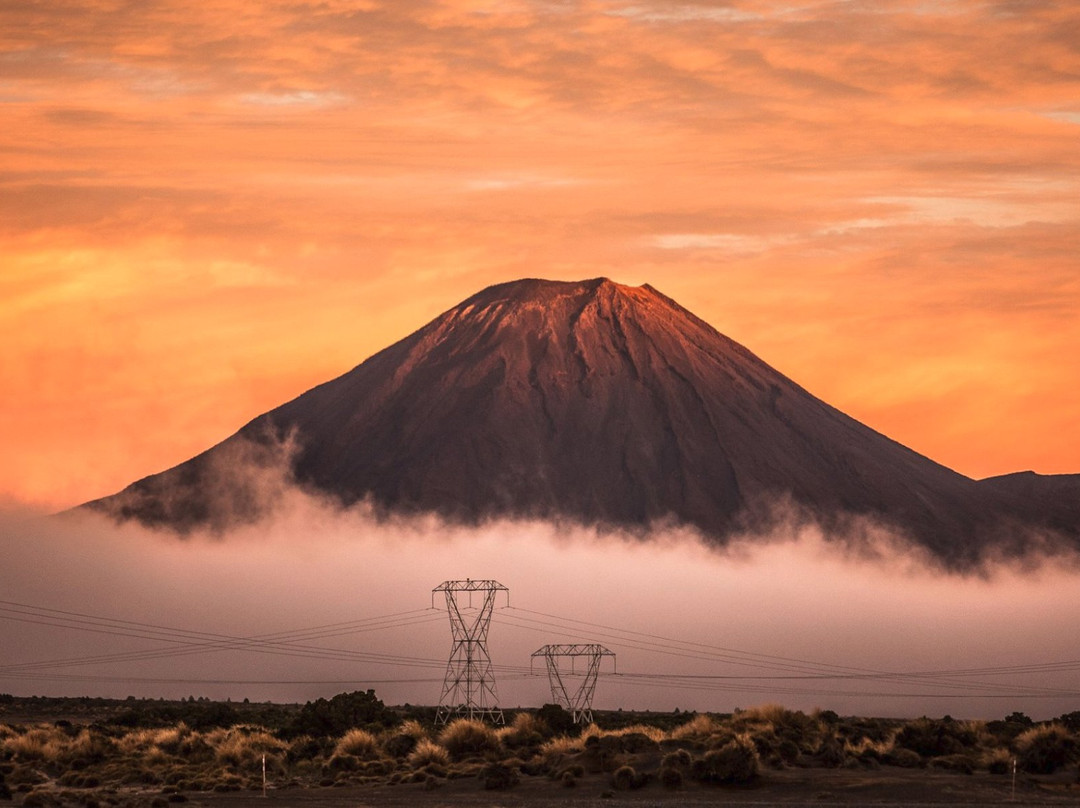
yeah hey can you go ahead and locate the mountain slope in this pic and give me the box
[84,278,1076,565]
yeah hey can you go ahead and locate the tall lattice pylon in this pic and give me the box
[532,644,615,725]
[433,579,509,725]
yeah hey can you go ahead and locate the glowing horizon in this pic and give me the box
[2,0,1079,509]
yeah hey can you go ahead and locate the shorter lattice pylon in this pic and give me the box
[531,644,615,724]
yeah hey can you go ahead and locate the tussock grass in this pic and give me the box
[597,723,667,744]
[739,703,789,725]
[982,746,1013,774]
[498,711,549,748]
[438,719,501,761]
[333,728,379,760]
[693,734,761,784]
[538,733,584,767]
[1,727,63,761]
[407,739,450,769]
[1015,723,1077,774]
[211,727,287,767]
[670,714,720,741]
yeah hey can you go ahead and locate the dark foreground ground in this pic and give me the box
[4,696,1080,808]
[190,767,1079,808]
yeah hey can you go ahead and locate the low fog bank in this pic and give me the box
[1,499,1079,721]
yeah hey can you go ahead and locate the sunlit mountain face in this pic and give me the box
[84,278,1080,569]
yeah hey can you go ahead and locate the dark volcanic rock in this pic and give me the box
[83,278,1078,566]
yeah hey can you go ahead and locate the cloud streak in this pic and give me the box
[3,500,1080,720]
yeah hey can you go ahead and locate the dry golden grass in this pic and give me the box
[1,727,63,761]
[334,728,379,760]
[396,719,428,741]
[844,735,894,758]
[212,727,287,767]
[537,733,584,768]
[669,713,720,740]
[117,724,192,755]
[741,703,789,725]
[407,739,450,769]
[438,719,501,760]
[497,711,548,746]
[591,723,667,743]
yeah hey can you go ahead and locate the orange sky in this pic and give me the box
[2,0,1079,510]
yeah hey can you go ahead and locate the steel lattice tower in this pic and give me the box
[433,579,509,725]
[532,644,615,724]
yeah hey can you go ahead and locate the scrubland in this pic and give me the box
[2,694,1080,806]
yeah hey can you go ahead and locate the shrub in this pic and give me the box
[931,754,975,774]
[539,735,584,768]
[438,720,500,761]
[324,754,359,773]
[621,731,660,753]
[661,749,692,769]
[816,737,846,768]
[778,738,800,765]
[499,712,548,749]
[692,736,760,785]
[2,728,60,762]
[21,790,53,808]
[535,704,576,737]
[982,747,1012,775]
[288,690,397,737]
[407,740,450,769]
[611,765,636,790]
[894,717,976,758]
[1016,724,1077,774]
[885,748,923,768]
[213,728,287,767]
[333,729,379,760]
[659,766,683,790]
[479,762,518,790]
[286,735,324,763]
[382,721,425,759]
[670,714,719,741]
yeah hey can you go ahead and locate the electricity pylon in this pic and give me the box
[433,579,509,725]
[531,644,615,724]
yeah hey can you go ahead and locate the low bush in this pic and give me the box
[692,736,760,785]
[333,728,378,760]
[815,737,846,768]
[894,717,976,758]
[479,762,518,790]
[535,704,576,737]
[931,754,975,774]
[611,765,635,790]
[212,727,286,767]
[1015,724,1078,774]
[287,690,398,738]
[885,748,923,768]
[407,739,450,769]
[439,719,500,761]
[670,714,719,741]
[982,747,1012,775]
[499,712,549,750]
[660,765,683,790]
[661,749,692,769]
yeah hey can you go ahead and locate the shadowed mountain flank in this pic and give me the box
[83,278,1078,566]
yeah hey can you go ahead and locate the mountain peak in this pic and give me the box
[84,278,1080,567]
